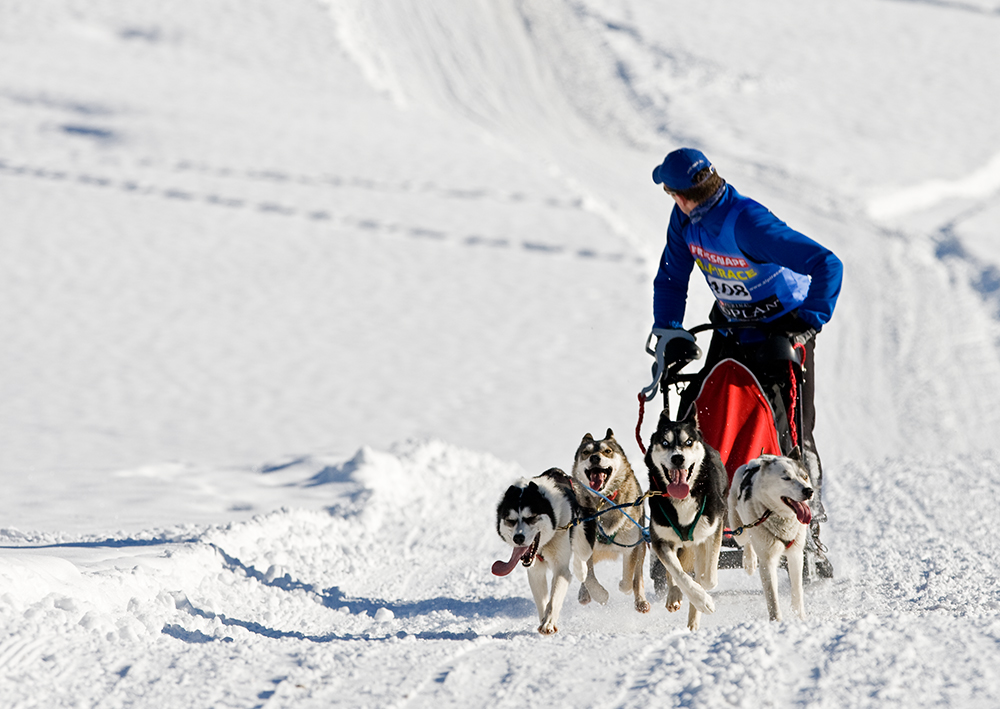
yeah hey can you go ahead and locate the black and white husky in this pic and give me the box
[728,450,814,621]
[493,469,598,635]
[644,408,727,630]
[570,429,651,613]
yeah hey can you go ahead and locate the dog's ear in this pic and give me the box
[681,405,699,426]
[582,432,594,442]
[498,484,523,515]
[605,428,614,440]
[788,445,802,462]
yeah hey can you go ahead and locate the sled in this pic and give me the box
[649,322,807,569]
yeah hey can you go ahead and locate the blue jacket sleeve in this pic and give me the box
[652,207,696,329]
[734,205,843,330]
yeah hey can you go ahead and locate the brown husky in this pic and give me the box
[570,429,650,613]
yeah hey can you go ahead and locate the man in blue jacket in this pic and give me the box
[649,147,843,579]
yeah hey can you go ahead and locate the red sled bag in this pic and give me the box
[692,358,782,487]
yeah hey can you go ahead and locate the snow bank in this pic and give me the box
[4,441,1000,706]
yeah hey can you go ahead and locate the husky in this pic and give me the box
[644,408,727,630]
[492,469,598,635]
[728,450,814,621]
[570,429,651,614]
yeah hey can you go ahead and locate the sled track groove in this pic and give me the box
[0,158,643,267]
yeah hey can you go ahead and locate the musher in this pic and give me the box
[648,147,843,578]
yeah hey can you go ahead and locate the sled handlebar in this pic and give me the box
[687,321,763,336]
[640,330,673,401]
[643,321,803,398]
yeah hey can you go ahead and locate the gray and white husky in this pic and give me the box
[570,429,650,613]
[644,408,727,630]
[493,469,598,635]
[728,450,814,621]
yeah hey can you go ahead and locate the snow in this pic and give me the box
[1,0,999,706]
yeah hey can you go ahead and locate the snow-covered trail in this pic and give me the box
[2,0,1000,706]
[4,441,1000,707]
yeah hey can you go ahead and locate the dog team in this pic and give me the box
[493,409,816,634]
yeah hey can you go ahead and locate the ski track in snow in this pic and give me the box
[868,151,1000,221]
[868,150,1000,318]
[0,157,640,265]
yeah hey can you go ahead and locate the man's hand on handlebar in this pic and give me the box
[648,328,702,366]
[765,311,817,345]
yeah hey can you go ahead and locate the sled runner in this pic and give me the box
[643,322,809,569]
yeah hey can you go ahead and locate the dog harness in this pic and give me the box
[566,484,650,546]
[651,492,707,543]
[591,489,636,546]
[730,509,796,549]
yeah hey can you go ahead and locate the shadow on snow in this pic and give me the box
[160,544,534,645]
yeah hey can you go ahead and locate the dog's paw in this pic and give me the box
[619,578,632,593]
[687,617,701,631]
[578,584,591,605]
[537,622,558,635]
[693,593,715,615]
[665,587,683,612]
[743,552,758,576]
[589,583,610,605]
[635,597,651,614]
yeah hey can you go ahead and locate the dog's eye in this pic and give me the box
[684,439,694,447]
[523,515,537,524]
[504,519,516,526]
[601,449,613,457]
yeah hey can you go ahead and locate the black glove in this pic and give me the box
[641,328,702,401]
[766,310,817,345]
[651,328,702,366]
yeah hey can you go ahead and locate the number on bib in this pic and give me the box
[707,276,752,301]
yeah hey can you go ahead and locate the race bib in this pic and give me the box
[707,275,752,302]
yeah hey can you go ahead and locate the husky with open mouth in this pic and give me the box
[644,408,727,630]
[728,450,814,621]
[492,469,598,635]
[570,429,650,613]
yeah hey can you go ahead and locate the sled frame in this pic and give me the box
[658,323,807,570]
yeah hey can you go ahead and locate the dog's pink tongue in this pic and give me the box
[667,469,690,499]
[491,546,527,576]
[786,500,813,525]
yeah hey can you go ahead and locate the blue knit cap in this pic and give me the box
[652,148,713,190]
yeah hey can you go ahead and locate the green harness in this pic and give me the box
[653,493,707,542]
